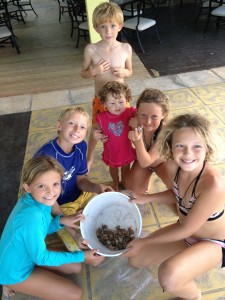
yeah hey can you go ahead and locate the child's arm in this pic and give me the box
[76,175,113,193]
[124,188,176,205]
[111,43,132,78]
[60,211,85,229]
[124,170,225,258]
[81,45,111,78]
[128,128,159,168]
[93,122,108,143]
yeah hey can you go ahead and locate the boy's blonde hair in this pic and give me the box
[99,81,132,104]
[136,88,169,123]
[92,2,124,28]
[21,157,64,193]
[157,113,219,162]
[58,106,91,132]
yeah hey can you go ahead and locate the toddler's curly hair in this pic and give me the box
[99,81,132,104]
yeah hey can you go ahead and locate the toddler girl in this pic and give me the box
[94,81,136,191]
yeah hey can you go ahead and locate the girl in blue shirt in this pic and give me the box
[0,157,104,299]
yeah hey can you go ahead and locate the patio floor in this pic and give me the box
[1,0,225,299]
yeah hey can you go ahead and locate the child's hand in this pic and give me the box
[129,117,139,128]
[128,127,143,142]
[84,249,105,266]
[93,129,108,143]
[111,67,126,78]
[123,238,146,258]
[60,210,85,229]
[74,233,89,250]
[121,190,149,204]
[97,184,114,193]
[94,59,111,75]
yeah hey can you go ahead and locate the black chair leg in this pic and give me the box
[59,8,61,22]
[30,3,38,17]
[11,35,20,53]
[194,7,202,24]
[216,17,221,29]
[203,13,211,33]
[70,22,74,37]
[155,25,162,44]
[136,29,145,53]
[76,30,80,48]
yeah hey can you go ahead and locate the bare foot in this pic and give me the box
[3,286,15,298]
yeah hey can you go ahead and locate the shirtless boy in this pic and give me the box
[81,2,133,170]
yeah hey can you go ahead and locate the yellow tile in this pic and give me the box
[138,203,157,227]
[88,147,111,184]
[152,202,178,225]
[196,266,225,294]
[25,129,57,161]
[170,105,225,129]
[165,88,204,109]
[147,173,178,225]
[148,173,167,194]
[29,106,69,132]
[209,102,225,125]
[202,289,225,299]
[191,83,225,104]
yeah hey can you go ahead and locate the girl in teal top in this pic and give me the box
[0,157,104,299]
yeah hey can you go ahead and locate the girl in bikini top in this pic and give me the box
[173,161,224,221]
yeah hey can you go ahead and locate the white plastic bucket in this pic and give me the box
[80,191,142,257]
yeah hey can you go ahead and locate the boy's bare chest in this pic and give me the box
[91,47,127,68]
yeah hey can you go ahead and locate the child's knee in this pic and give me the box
[158,260,180,294]
[67,285,82,300]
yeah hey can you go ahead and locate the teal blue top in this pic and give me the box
[0,193,85,285]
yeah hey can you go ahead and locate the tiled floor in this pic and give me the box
[1,0,225,299]
[2,66,225,299]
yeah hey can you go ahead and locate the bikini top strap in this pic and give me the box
[153,120,163,143]
[174,166,181,184]
[192,161,206,198]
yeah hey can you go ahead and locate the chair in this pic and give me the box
[211,4,225,28]
[57,0,68,22]
[0,1,20,53]
[122,2,142,18]
[194,0,220,27]
[122,0,161,53]
[6,0,25,23]
[15,0,38,18]
[67,0,89,48]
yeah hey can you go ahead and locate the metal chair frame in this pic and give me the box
[67,0,88,47]
[0,0,20,53]
[123,0,161,53]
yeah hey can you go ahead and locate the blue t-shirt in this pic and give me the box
[0,193,85,285]
[33,138,88,205]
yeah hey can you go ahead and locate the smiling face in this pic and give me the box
[57,111,88,152]
[23,170,62,206]
[104,93,127,115]
[95,21,122,43]
[137,102,165,133]
[172,127,207,172]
